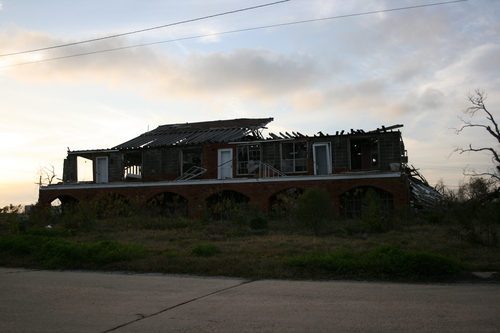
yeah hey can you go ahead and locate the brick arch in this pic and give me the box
[147,191,188,217]
[43,195,79,215]
[268,187,305,214]
[337,182,397,198]
[205,190,250,205]
[44,194,78,206]
[339,186,394,218]
[39,190,86,205]
[205,190,250,219]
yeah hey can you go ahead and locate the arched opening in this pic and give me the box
[269,188,304,218]
[91,193,130,219]
[51,195,79,215]
[340,186,393,219]
[205,190,250,220]
[148,192,188,217]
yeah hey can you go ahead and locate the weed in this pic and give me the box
[249,215,268,230]
[283,245,462,280]
[0,235,147,269]
[190,243,222,257]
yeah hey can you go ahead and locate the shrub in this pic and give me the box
[294,187,333,235]
[361,188,388,232]
[91,193,131,220]
[283,246,462,279]
[0,234,45,255]
[0,206,27,235]
[270,189,302,226]
[250,216,268,230]
[0,235,147,269]
[61,201,96,231]
[440,178,500,246]
[26,202,55,228]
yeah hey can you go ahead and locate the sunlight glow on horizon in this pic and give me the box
[0,0,498,206]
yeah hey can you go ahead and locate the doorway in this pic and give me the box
[95,156,109,183]
[313,143,331,175]
[218,149,233,179]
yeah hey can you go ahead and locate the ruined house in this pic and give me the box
[38,117,437,217]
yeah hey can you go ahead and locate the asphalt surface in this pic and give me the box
[1,267,499,332]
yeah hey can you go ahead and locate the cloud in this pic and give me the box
[1,29,327,103]
[434,43,500,89]
[182,49,323,98]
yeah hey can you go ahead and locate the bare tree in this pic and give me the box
[36,164,58,187]
[454,89,500,184]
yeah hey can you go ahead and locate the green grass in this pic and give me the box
[0,234,147,269]
[0,215,498,282]
[283,246,463,280]
[190,243,222,257]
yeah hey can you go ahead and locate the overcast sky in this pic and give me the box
[1,0,499,207]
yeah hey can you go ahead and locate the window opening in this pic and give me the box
[77,156,93,182]
[124,153,142,179]
[181,148,202,174]
[281,141,308,173]
[350,138,379,170]
[237,144,261,175]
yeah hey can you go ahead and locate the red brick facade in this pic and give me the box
[40,118,414,217]
[39,172,410,217]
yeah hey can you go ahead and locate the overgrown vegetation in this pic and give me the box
[294,187,333,235]
[0,234,147,269]
[0,181,498,282]
[436,177,500,246]
[284,246,462,280]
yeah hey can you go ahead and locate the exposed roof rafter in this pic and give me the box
[113,118,273,149]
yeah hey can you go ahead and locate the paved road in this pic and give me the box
[1,267,499,332]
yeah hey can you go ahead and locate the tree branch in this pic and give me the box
[452,89,500,184]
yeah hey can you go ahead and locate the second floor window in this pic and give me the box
[281,141,308,173]
[124,153,142,177]
[237,144,260,175]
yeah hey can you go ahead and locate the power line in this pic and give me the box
[0,0,290,58]
[1,0,467,68]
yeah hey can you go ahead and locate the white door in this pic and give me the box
[313,143,331,175]
[96,157,109,183]
[218,149,233,179]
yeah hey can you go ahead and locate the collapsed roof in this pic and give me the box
[113,118,273,149]
[68,118,405,155]
[406,165,443,210]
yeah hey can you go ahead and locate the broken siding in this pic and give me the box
[265,142,282,170]
[63,155,78,182]
[332,137,350,170]
[165,147,180,176]
[108,153,124,181]
[378,132,403,170]
[141,147,181,179]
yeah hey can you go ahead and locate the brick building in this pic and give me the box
[38,118,437,217]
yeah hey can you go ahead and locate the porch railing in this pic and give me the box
[257,162,287,178]
[175,166,208,181]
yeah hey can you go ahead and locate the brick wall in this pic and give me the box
[39,174,410,217]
